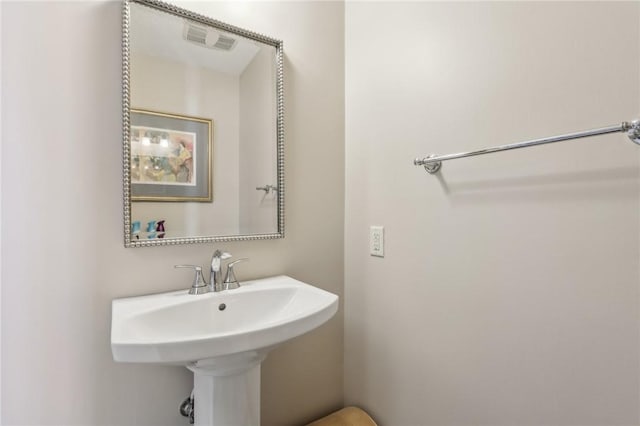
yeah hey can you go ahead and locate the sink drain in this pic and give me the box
[218,303,226,311]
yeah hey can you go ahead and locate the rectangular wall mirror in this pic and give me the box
[122,0,284,247]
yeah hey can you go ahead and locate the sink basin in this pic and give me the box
[111,275,338,364]
[111,274,338,425]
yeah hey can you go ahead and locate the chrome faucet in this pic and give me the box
[176,250,246,294]
[210,249,232,292]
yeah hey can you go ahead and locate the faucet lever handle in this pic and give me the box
[223,258,249,290]
[227,258,248,267]
[174,265,210,295]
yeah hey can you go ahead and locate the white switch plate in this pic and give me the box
[370,226,384,257]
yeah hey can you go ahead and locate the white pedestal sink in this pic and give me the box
[111,275,338,426]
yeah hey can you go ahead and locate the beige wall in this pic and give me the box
[345,2,640,425]
[1,2,344,426]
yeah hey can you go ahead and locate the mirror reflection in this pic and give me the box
[124,0,284,247]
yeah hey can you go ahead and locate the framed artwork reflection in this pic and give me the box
[130,109,212,202]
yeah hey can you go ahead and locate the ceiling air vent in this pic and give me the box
[183,22,237,51]
[213,34,236,51]
[184,23,207,45]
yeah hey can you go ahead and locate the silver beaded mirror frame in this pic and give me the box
[122,0,284,247]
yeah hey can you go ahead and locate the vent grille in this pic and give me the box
[183,22,236,51]
[214,34,236,51]
[185,24,207,45]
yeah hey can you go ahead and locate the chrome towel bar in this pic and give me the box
[415,119,640,174]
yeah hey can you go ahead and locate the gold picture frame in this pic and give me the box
[130,109,213,202]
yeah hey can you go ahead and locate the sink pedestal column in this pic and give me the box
[187,351,267,426]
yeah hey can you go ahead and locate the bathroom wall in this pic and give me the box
[1,1,344,426]
[345,2,640,425]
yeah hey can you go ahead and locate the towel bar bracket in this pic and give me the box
[414,154,441,174]
[626,119,640,144]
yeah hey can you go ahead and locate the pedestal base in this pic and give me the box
[187,351,267,426]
